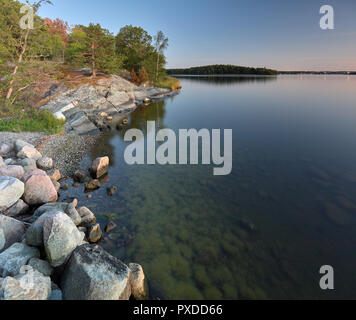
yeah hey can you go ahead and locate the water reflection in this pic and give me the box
[175,75,277,86]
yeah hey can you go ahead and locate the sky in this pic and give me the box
[38,0,356,71]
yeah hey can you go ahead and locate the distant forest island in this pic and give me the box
[167,64,278,76]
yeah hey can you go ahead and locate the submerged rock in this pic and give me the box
[84,179,101,191]
[105,221,117,233]
[107,186,117,196]
[73,168,88,183]
[88,224,102,243]
[61,244,132,300]
[0,177,24,212]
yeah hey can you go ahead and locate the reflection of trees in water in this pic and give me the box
[176,75,277,86]
[90,130,117,166]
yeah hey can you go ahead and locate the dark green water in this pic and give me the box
[62,75,356,299]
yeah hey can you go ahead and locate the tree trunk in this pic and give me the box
[6,28,30,100]
[91,40,96,78]
[156,53,160,82]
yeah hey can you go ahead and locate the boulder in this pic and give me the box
[3,199,29,218]
[0,215,26,253]
[23,171,58,205]
[43,212,84,267]
[31,202,81,226]
[0,243,40,277]
[129,263,148,300]
[17,158,37,172]
[17,146,42,161]
[0,165,25,180]
[48,169,61,182]
[91,157,109,178]
[52,180,60,192]
[78,207,96,228]
[26,212,55,247]
[28,258,53,277]
[0,143,12,157]
[84,179,101,191]
[49,282,62,300]
[0,177,24,212]
[0,156,4,167]
[88,224,102,243]
[1,266,51,300]
[14,140,34,153]
[0,229,5,252]
[21,169,47,183]
[37,157,54,171]
[61,244,132,300]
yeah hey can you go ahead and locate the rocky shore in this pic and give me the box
[0,140,147,300]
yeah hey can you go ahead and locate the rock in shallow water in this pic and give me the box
[0,177,24,212]
[43,212,84,267]
[61,244,132,300]
[88,224,102,243]
[129,263,148,300]
[91,157,109,179]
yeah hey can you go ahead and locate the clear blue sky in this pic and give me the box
[38,0,356,71]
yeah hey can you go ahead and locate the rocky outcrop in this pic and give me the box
[40,75,175,135]
[61,244,132,300]
[0,177,24,212]
[43,212,84,267]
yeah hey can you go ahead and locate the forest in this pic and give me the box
[167,65,278,76]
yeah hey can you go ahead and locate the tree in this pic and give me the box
[5,0,52,101]
[44,18,69,62]
[138,66,149,85]
[154,31,168,81]
[116,25,153,73]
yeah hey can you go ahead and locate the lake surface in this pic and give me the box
[63,75,356,299]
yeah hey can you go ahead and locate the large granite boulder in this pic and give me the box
[0,165,25,180]
[0,243,40,277]
[0,177,24,212]
[14,140,34,153]
[23,169,58,205]
[0,215,26,253]
[0,266,51,300]
[43,212,84,267]
[61,244,132,300]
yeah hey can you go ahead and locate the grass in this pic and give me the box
[0,108,65,134]
[156,75,181,91]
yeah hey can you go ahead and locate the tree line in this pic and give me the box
[0,0,169,101]
[167,65,278,76]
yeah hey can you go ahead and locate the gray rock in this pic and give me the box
[1,266,51,300]
[49,283,62,300]
[0,177,24,212]
[0,243,40,277]
[0,156,4,167]
[3,199,29,218]
[61,244,132,300]
[28,258,53,277]
[17,158,37,172]
[14,140,34,153]
[43,212,84,267]
[31,202,81,226]
[78,207,96,228]
[26,212,55,247]
[17,146,42,161]
[0,165,25,180]
[4,158,13,165]
[37,156,54,171]
[0,215,26,253]
[0,143,12,157]
[129,263,148,300]
[0,229,5,252]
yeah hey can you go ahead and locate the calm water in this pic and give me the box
[63,75,356,299]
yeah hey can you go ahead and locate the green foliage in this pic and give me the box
[0,108,65,133]
[167,64,278,76]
